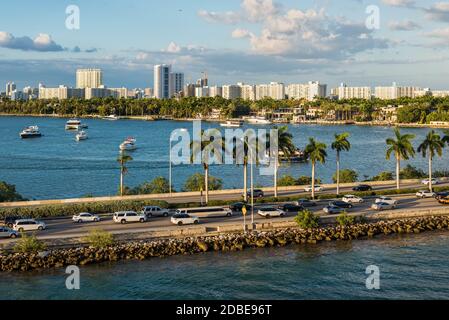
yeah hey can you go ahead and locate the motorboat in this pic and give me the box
[20,126,42,139]
[246,116,272,125]
[65,119,88,130]
[75,130,88,141]
[220,120,243,128]
[119,137,137,151]
[103,115,119,121]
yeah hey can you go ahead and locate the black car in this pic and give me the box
[352,185,373,192]
[278,203,304,212]
[246,189,264,198]
[229,202,253,212]
[435,192,449,200]
[329,201,353,209]
[295,199,317,207]
[4,216,24,228]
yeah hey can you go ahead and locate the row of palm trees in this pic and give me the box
[117,127,449,200]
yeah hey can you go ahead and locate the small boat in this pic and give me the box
[220,120,243,128]
[279,149,308,163]
[246,116,272,125]
[119,137,137,151]
[65,119,88,130]
[20,126,42,139]
[103,115,119,121]
[75,130,88,141]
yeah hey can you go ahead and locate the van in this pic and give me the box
[175,207,232,218]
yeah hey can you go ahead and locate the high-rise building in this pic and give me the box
[5,82,16,97]
[195,86,209,98]
[255,84,270,100]
[307,81,327,101]
[268,82,285,100]
[238,83,256,101]
[286,81,326,101]
[209,86,223,97]
[76,69,103,89]
[170,72,184,96]
[374,83,421,100]
[222,85,241,99]
[39,85,84,100]
[154,64,172,99]
[183,84,196,97]
[334,83,372,100]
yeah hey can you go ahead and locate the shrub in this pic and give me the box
[433,170,449,178]
[130,177,172,195]
[13,234,46,253]
[336,212,356,226]
[332,169,358,183]
[370,171,394,182]
[183,173,223,192]
[278,175,297,187]
[294,210,320,229]
[297,176,322,186]
[400,165,426,179]
[0,181,25,202]
[83,229,114,248]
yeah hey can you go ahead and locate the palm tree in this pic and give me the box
[304,138,327,199]
[117,153,133,196]
[418,131,445,192]
[331,132,351,195]
[442,129,449,146]
[386,128,415,190]
[273,126,296,197]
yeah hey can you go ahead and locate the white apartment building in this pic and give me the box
[195,86,209,98]
[154,64,172,99]
[222,85,241,99]
[209,85,223,97]
[76,69,103,89]
[334,83,372,100]
[431,90,449,98]
[239,83,256,101]
[85,87,117,99]
[5,82,16,97]
[286,81,327,101]
[268,82,285,100]
[110,87,128,99]
[39,86,85,100]
[375,83,421,100]
[255,84,270,100]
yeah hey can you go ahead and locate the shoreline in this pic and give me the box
[2,113,449,128]
[1,215,448,272]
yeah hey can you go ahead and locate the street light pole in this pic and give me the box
[250,146,254,226]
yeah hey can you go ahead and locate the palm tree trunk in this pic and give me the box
[336,151,340,195]
[396,153,401,190]
[120,167,124,196]
[274,155,278,198]
[243,161,248,202]
[205,165,209,204]
[311,161,316,199]
[429,154,433,192]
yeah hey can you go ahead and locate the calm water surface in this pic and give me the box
[0,116,448,200]
[1,231,449,300]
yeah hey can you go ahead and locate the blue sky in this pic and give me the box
[1,0,449,90]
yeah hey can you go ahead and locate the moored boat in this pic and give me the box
[65,119,88,130]
[246,116,272,125]
[119,137,137,151]
[20,126,42,139]
[220,120,243,128]
[103,115,119,121]
[75,130,88,141]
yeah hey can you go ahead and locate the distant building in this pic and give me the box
[255,84,269,100]
[222,85,242,99]
[170,72,184,96]
[195,86,209,98]
[5,82,16,97]
[39,85,85,100]
[286,81,327,101]
[268,82,285,100]
[76,69,103,89]
[431,90,449,98]
[375,83,421,100]
[110,87,128,99]
[184,84,197,97]
[239,83,256,101]
[334,83,372,100]
[154,64,172,99]
[85,87,116,99]
[209,85,223,97]
[144,88,153,98]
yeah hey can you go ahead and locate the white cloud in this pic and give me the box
[425,27,449,45]
[424,2,449,22]
[231,28,251,39]
[166,41,181,53]
[381,0,416,7]
[388,20,421,31]
[0,31,64,52]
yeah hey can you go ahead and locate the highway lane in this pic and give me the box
[1,192,447,244]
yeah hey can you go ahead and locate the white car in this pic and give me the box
[371,202,396,211]
[304,185,323,192]
[141,206,170,217]
[375,196,398,206]
[72,212,100,223]
[342,195,364,203]
[171,213,200,226]
[13,219,46,232]
[416,190,436,198]
[257,207,286,218]
[113,211,147,224]
[422,178,439,185]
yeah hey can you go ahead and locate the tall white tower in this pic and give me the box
[154,64,172,99]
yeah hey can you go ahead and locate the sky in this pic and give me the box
[1,0,449,90]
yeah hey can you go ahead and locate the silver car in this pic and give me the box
[0,226,19,239]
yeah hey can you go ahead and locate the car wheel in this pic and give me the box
[18,228,24,233]
[178,221,183,226]
[10,234,17,239]
[78,219,82,223]
[280,213,285,217]
[121,220,126,224]
[139,218,145,223]
[265,214,270,219]
[163,213,169,217]
[194,220,199,225]
[94,218,99,222]
[38,226,43,231]
[7,223,13,228]
[259,194,263,198]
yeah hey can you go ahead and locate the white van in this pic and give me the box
[175,207,233,218]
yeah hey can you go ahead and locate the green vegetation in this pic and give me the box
[129,177,172,195]
[336,213,356,226]
[369,171,394,182]
[399,165,426,179]
[304,138,328,199]
[332,169,358,184]
[274,126,296,195]
[83,229,114,248]
[294,210,320,229]
[418,130,445,191]
[0,181,25,202]
[13,234,46,253]
[278,175,298,187]
[183,173,223,192]
[386,128,416,189]
[117,153,133,196]
[297,176,322,185]
[331,132,351,194]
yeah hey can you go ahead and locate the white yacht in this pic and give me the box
[119,137,137,151]
[20,126,42,139]
[220,120,243,128]
[75,130,88,141]
[246,116,272,125]
[103,115,119,121]
[65,119,88,130]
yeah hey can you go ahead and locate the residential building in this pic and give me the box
[170,72,184,96]
[375,83,421,100]
[195,86,209,98]
[286,81,327,101]
[76,69,103,89]
[85,87,115,99]
[184,84,197,97]
[255,84,270,100]
[334,83,372,100]
[5,82,16,97]
[239,83,256,101]
[110,87,128,99]
[222,85,241,99]
[268,82,285,100]
[209,85,223,97]
[154,64,172,99]
[39,85,85,100]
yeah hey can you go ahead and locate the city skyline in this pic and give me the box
[1,0,449,89]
